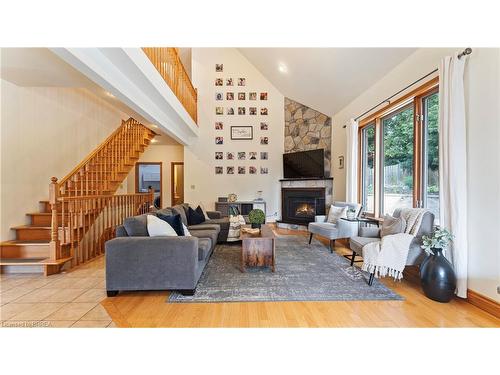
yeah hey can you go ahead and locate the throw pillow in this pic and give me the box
[198,202,211,221]
[147,215,178,237]
[182,223,192,236]
[326,205,347,224]
[157,213,184,236]
[187,206,206,225]
[380,214,406,237]
[123,215,149,236]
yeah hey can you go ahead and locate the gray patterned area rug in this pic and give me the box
[168,235,403,303]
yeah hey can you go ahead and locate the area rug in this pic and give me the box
[168,235,403,303]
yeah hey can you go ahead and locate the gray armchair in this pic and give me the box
[308,201,362,252]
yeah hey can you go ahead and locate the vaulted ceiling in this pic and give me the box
[239,48,417,116]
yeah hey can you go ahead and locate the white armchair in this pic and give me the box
[307,202,361,252]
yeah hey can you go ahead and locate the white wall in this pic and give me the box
[331,48,500,301]
[0,79,128,241]
[185,48,284,219]
[126,143,184,207]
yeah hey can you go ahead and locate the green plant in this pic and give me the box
[421,228,453,255]
[248,209,265,225]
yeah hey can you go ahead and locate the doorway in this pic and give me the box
[136,162,162,209]
[171,162,184,206]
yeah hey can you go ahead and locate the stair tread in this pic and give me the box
[1,240,50,246]
[0,257,72,266]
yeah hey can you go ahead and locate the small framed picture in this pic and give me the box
[249,107,257,115]
[238,78,246,86]
[215,64,223,72]
[260,108,268,115]
[215,136,223,145]
[249,92,257,100]
[238,107,246,115]
[238,92,246,100]
[215,92,223,101]
[260,122,268,130]
[215,78,223,86]
[215,122,223,130]
[226,78,233,86]
[227,152,235,160]
[231,126,253,140]
[216,107,223,115]
[227,166,234,175]
[237,152,246,160]
[226,107,234,115]
[249,152,257,160]
[238,166,246,174]
[215,152,223,160]
[215,166,223,174]
[226,92,234,100]
[260,167,269,174]
[260,136,269,145]
[260,92,268,100]
[339,156,344,169]
[260,152,268,160]
[249,166,257,174]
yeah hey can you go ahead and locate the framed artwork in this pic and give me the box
[215,166,223,174]
[227,152,235,160]
[338,156,344,169]
[226,78,233,86]
[260,152,268,160]
[249,107,257,115]
[260,107,268,115]
[215,122,223,130]
[260,136,269,145]
[231,126,253,140]
[237,152,246,160]
[260,92,268,100]
[238,107,246,115]
[215,78,223,86]
[238,78,246,86]
[215,92,223,101]
[260,167,269,174]
[227,166,234,174]
[249,166,257,174]
[216,107,223,115]
[238,92,246,100]
[249,92,257,100]
[226,107,234,115]
[226,92,234,100]
[215,64,223,72]
[260,122,268,130]
[215,137,223,145]
[249,152,257,160]
[238,166,246,174]
[215,152,223,160]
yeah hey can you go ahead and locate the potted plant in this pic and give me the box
[346,207,357,220]
[420,228,456,303]
[248,209,265,229]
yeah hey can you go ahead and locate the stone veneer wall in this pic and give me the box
[284,98,332,177]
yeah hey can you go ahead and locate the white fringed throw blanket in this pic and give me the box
[361,208,427,280]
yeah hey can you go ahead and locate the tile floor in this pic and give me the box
[0,257,116,328]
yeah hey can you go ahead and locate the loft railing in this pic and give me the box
[142,47,198,124]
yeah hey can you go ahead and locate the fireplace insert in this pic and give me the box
[281,188,325,225]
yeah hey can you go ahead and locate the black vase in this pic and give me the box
[420,248,457,303]
[251,223,261,229]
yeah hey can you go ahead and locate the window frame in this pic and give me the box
[359,122,376,216]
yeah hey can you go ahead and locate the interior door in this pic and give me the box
[171,162,184,206]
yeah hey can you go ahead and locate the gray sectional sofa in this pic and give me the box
[105,206,227,297]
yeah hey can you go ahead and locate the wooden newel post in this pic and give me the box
[148,187,155,211]
[49,177,60,260]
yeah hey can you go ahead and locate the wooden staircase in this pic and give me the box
[0,118,156,275]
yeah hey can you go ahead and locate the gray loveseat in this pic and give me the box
[105,209,221,297]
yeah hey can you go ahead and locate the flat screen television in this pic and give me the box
[283,149,325,179]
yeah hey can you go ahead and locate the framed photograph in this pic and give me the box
[237,151,246,160]
[260,92,268,100]
[249,92,257,100]
[338,155,344,169]
[260,122,268,130]
[227,166,234,175]
[215,166,223,175]
[230,126,253,140]
[249,107,257,115]
[260,107,268,115]
[227,152,235,160]
[238,166,246,174]
[260,152,268,160]
[226,78,233,86]
[260,136,269,145]
[215,92,223,101]
[238,107,246,115]
[226,107,234,115]
[215,136,223,145]
[216,107,223,115]
[226,92,234,100]
[238,92,246,100]
[260,167,269,174]
[215,152,223,160]
[215,121,223,130]
[249,152,257,160]
[238,78,246,86]
[215,64,223,72]
[249,166,257,174]
[215,78,223,86]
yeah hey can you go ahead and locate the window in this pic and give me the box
[358,79,439,219]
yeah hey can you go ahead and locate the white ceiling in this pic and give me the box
[239,48,417,116]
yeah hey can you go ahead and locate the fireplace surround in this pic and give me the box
[281,188,325,225]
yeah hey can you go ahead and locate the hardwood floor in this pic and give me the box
[101,227,500,328]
